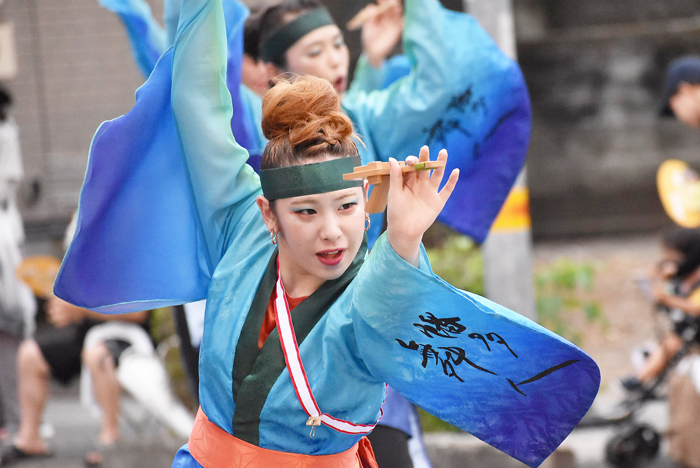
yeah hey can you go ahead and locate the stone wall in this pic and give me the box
[7,0,155,237]
[10,0,700,239]
[515,0,700,237]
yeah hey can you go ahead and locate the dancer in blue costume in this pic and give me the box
[95,3,529,464]
[98,4,428,465]
[96,0,530,245]
[56,0,598,466]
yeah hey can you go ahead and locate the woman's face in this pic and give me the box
[242,54,272,98]
[670,83,700,129]
[257,158,366,294]
[284,24,350,94]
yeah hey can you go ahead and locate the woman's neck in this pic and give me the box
[278,250,325,298]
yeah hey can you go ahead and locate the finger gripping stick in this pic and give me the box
[344,160,445,213]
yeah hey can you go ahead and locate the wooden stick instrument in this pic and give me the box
[344,160,445,213]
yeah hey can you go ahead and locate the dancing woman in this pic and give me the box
[56,0,598,466]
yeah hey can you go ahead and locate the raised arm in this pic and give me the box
[54,0,260,313]
[343,0,531,243]
[171,0,262,264]
[98,0,167,77]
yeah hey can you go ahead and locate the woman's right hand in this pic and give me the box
[361,0,404,68]
[386,146,459,267]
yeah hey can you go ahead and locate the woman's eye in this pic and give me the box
[340,201,358,211]
[293,208,316,215]
[307,48,322,58]
[334,39,345,49]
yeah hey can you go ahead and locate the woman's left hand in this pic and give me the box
[361,0,404,68]
[386,146,459,266]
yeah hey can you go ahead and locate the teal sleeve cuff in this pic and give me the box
[348,54,385,94]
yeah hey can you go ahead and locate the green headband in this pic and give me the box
[260,156,362,201]
[259,8,336,63]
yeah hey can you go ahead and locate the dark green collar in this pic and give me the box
[231,236,368,445]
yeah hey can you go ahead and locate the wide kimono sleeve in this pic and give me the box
[97,0,167,77]
[54,0,260,313]
[343,0,531,243]
[351,234,600,467]
[100,0,261,158]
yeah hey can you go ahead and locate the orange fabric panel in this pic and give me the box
[189,407,371,468]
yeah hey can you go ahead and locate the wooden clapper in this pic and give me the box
[344,160,445,213]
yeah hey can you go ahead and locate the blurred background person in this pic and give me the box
[621,228,700,391]
[654,56,700,468]
[0,214,150,466]
[0,86,36,443]
[658,56,700,129]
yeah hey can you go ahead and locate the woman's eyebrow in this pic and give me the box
[289,196,319,206]
[302,40,325,50]
[333,193,359,202]
[303,33,342,51]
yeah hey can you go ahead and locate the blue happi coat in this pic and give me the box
[56,0,598,466]
[96,0,530,244]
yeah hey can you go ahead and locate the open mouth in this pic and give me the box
[316,249,345,266]
[333,77,345,92]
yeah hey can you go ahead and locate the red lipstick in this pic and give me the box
[316,249,345,266]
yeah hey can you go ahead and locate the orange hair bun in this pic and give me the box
[261,75,358,166]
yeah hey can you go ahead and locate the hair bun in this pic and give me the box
[261,75,355,152]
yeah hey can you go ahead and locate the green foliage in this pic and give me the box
[425,235,484,295]
[418,408,462,433]
[419,237,607,433]
[535,258,607,345]
[149,307,196,410]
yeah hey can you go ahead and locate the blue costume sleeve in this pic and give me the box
[351,54,412,94]
[54,0,258,313]
[352,234,600,467]
[349,55,387,94]
[164,0,183,45]
[171,0,261,264]
[97,0,167,78]
[101,0,260,158]
[343,0,531,243]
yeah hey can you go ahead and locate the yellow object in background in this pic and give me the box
[490,187,531,232]
[657,159,700,228]
[16,255,62,299]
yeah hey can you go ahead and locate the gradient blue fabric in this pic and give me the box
[98,0,262,156]
[98,0,166,77]
[54,45,210,312]
[343,3,531,244]
[56,0,598,466]
[100,0,528,244]
[353,235,599,467]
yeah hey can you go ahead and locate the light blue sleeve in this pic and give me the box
[53,0,259,313]
[164,0,183,45]
[351,54,413,94]
[239,84,267,154]
[98,0,167,77]
[343,0,472,162]
[171,0,262,267]
[343,0,531,243]
[351,234,600,467]
[348,55,386,94]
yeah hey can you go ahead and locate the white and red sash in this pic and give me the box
[273,264,382,436]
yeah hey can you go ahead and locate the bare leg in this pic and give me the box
[639,333,683,383]
[13,340,51,454]
[82,343,120,445]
